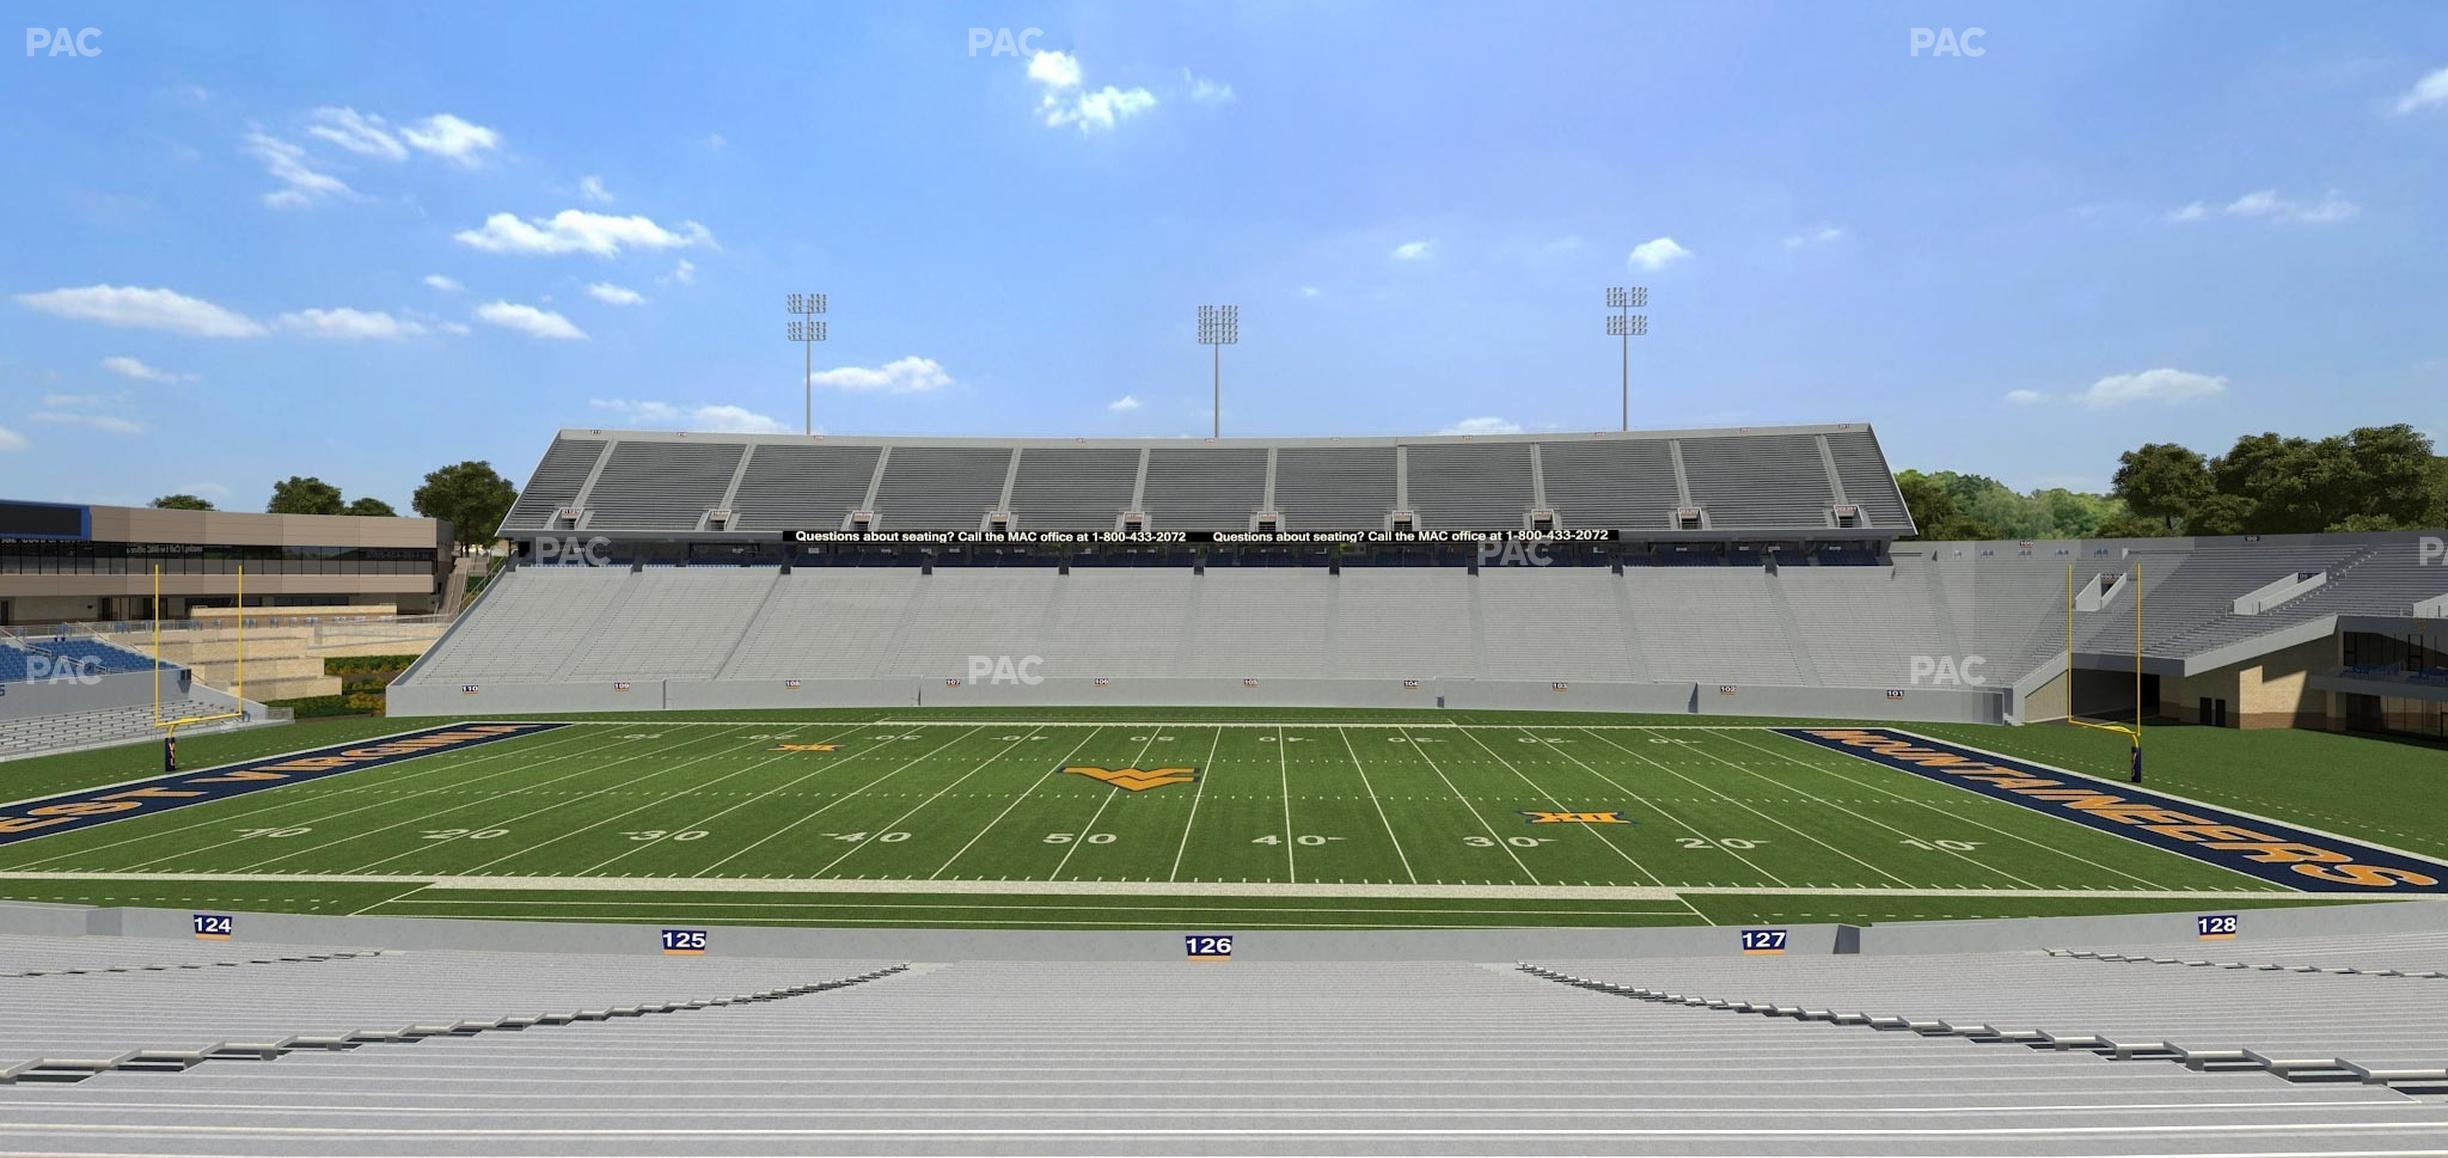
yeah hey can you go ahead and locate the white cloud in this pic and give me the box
[1028,50,1083,89]
[424,274,463,292]
[30,410,144,435]
[474,301,587,340]
[242,130,353,209]
[277,307,427,340]
[1391,240,1434,260]
[454,209,713,256]
[400,113,501,165]
[2074,368,2229,408]
[1628,236,1692,271]
[305,107,406,160]
[0,425,24,451]
[1107,394,1143,413]
[1782,224,1845,249]
[1045,85,1158,131]
[578,175,614,204]
[2003,388,2049,406]
[808,355,954,394]
[1182,69,1236,104]
[101,356,195,383]
[2392,66,2448,115]
[1439,417,1524,436]
[664,258,697,285]
[1299,286,1322,298]
[14,285,267,338]
[2166,189,2360,224]
[1028,50,1157,131]
[588,398,788,434]
[586,282,647,306]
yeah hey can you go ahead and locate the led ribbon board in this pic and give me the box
[0,722,567,846]
[1776,727,2448,893]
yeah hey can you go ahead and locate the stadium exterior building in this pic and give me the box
[389,424,2448,739]
[0,499,454,625]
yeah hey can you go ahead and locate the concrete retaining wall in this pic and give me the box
[391,673,2001,723]
[6,898,2435,962]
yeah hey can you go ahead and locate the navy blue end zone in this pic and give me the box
[0,722,566,847]
[1777,727,2448,894]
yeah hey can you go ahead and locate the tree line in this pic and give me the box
[149,461,518,552]
[1902,423,2445,540]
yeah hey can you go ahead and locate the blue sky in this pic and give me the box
[2,1,2443,511]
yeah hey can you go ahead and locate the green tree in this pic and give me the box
[2336,424,2438,530]
[2112,443,2214,532]
[344,496,398,517]
[1896,469,2003,540]
[266,475,346,516]
[412,460,518,551]
[2094,511,2165,538]
[149,494,215,511]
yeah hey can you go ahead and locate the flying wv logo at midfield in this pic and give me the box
[1065,766,1201,792]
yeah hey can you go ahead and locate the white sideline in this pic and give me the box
[0,869,2344,903]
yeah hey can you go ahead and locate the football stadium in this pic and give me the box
[6,5,2448,1154]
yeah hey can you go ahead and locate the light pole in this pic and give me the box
[786,293,827,435]
[1197,304,1237,439]
[1606,286,1647,432]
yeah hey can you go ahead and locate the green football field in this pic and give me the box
[4,707,2433,929]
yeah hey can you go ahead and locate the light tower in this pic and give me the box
[785,293,827,435]
[1606,286,1648,432]
[1197,304,1237,439]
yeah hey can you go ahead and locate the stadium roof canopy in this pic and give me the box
[501,422,1915,540]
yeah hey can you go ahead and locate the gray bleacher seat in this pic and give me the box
[1405,440,1534,529]
[498,438,605,530]
[1538,437,1682,529]
[1007,447,1139,529]
[870,445,1010,530]
[1141,446,1266,529]
[726,443,881,530]
[582,440,744,531]
[1273,445,1396,530]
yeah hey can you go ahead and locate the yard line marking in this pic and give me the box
[1051,730,1162,881]
[1713,729,2173,890]
[1539,727,1786,887]
[1336,726,1416,885]
[573,721,885,876]
[0,724,608,870]
[302,728,765,875]
[1394,725,1542,886]
[1450,727,1664,888]
[444,731,858,876]
[346,881,434,917]
[1670,728,2040,889]
[812,724,1072,881]
[127,727,693,874]
[1276,725,1297,883]
[1166,728,1226,882]
[934,728,1109,878]
[1578,728,1914,887]
[693,727,989,875]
